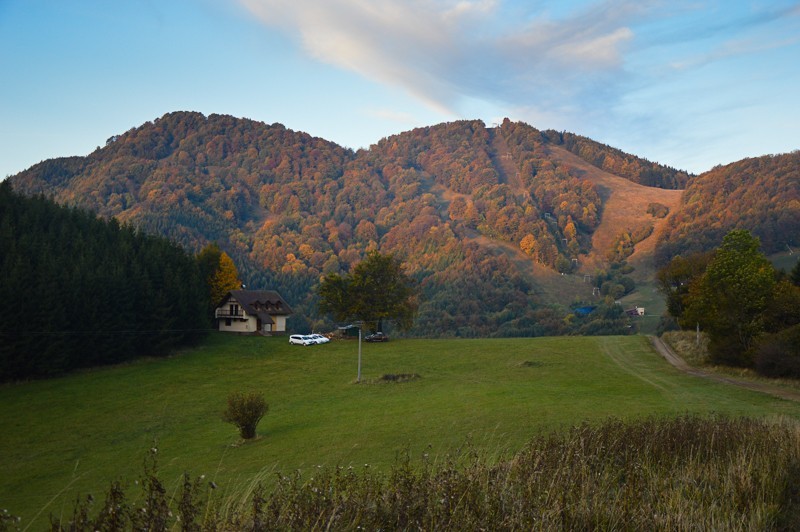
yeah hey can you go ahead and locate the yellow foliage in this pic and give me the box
[520,234,537,256]
[210,252,241,306]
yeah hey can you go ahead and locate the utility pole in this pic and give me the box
[357,322,363,383]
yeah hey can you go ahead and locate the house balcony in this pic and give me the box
[215,309,247,320]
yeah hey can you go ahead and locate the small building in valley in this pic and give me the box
[625,306,645,317]
[215,290,292,335]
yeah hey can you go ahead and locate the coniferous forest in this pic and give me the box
[0,182,208,381]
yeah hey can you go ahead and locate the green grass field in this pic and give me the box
[3,333,800,527]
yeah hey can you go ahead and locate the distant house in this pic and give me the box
[215,290,292,335]
[625,306,645,317]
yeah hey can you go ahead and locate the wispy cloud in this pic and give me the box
[239,0,643,116]
[670,33,800,71]
[665,3,800,72]
[239,0,800,172]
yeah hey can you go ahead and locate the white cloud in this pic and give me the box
[238,0,800,172]
[239,0,641,115]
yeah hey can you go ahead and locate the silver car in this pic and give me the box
[309,334,330,344]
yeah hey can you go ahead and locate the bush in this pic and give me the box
[222,391,268,439]
[754,325,800,378]
[647,202,670,218]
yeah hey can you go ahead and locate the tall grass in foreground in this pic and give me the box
[35,415,800,531]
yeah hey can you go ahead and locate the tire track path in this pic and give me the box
[650,336,800,402]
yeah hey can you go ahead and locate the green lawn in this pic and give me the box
[3,333,800,527]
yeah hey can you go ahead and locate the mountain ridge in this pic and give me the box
[8,111,798,335]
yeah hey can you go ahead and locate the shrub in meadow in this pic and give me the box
[222,391,268,440]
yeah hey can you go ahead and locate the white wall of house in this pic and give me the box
[218,316,257,333]
[272,315,287,332]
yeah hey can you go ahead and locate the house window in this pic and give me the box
[225,318,232,326]
[229,303,240,316]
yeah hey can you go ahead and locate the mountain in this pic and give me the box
[654,152,800,264]
[8,112,798,335]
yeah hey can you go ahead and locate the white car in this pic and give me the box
[309,334,330,344]
[289,334,316,346]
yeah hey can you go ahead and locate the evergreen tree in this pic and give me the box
[0,183,209,381]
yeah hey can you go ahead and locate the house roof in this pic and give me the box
[219,290,293,320]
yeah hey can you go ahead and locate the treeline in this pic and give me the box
[658,229,800,377]
[549,130,692,189]
[655,152,800,264]
[0,183,208,381]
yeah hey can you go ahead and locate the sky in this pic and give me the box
[1,0,799,179]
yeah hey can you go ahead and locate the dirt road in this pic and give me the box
[650,336,800,402]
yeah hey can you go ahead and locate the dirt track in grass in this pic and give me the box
[650,336,800,403]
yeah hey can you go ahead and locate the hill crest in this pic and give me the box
[8,112,798,334]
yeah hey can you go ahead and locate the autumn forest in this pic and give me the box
[7,112,799,341]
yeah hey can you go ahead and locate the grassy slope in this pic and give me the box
[3,334,800,527]
[471,143,685,323]
[544,145,683,271]
[532,145,683,329]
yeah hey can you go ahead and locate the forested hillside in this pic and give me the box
[654,152,800,265]
[8,111,797,336]
[553,131,691,189]
[0,183,208,380]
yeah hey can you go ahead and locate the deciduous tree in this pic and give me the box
[318,251,418,332]
[210,251,241,307]
[198,243,242,309]
[656,252,713,318]
[682,230,776,365]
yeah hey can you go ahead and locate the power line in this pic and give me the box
[0,328,216,337]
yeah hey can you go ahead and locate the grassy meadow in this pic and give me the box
[3,333,800,527]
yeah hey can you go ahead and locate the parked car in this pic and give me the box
[309,333,330,344]
[365,332,389,342]
[289,334,316,346]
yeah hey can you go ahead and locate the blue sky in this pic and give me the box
[1,0,799,179]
